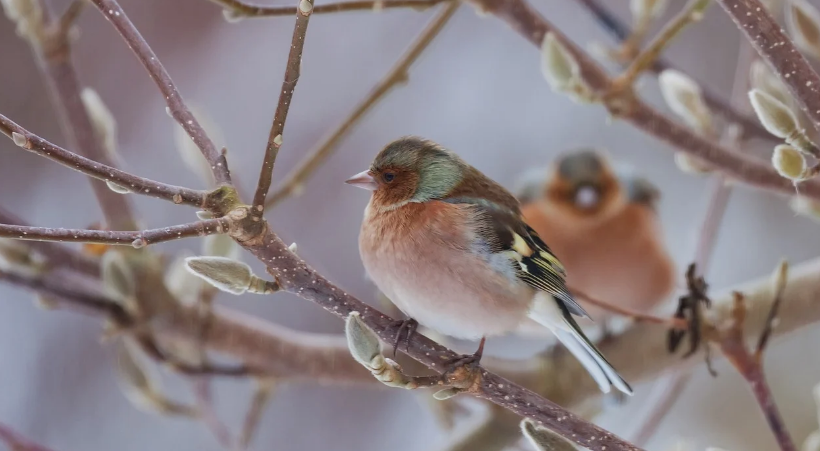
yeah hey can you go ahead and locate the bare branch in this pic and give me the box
[190,379,234,449]
[0,206,99,276]
[755,260,788,359]
[211,0,447,17]
[716,0,820,134]
[251,0,314,215]
[575,0,776,142]
[0,217,230,248]
[570,287,687,329]
[265,0,459,208]
[86,0,232,185]
[0,114,207,207]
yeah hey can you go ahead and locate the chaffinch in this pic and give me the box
[346,136,632,395]
[518,149,676,325]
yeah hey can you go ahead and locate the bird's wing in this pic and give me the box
[441,197,590,319]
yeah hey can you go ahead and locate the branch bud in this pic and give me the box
[787,0,820,60]
[185,256,277,295]
[521,419,577,451]
[772,144,810,181]
[81,88,119,161]
[540,33,594,103]
[630,0,668,21]
[750,60,793,108]
[659,70,713,134]
[674,152,711,175]
[749,89,800,139]
[101,250,138,312]
[106,180,131,194]
[0,238,44,275]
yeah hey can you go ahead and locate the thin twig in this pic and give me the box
[0,206,100,276]
[0,217,230,248]
[252,0,314,215]
[570,287,687,329]
[87,0,232,185]
[574,0,776,142]
[191,378,235,449]
[715,0,820,135]
[0,115,207,207]
[755,261,788,360]
[716,291,796,451]
[239,378,276,450]
[54,0,86,33]
[615,0,711,87]
[0,422,58,451]
[211,0,447,17]
[265,0,460,207]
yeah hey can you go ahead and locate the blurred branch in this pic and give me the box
[0,422,58,451]
[711,262,795,451]
[265,0,460,208]
[469,0,820,199]
[715,0,820,135]
[0,115,207,207]
[251,0,314,216]
[0,218,229,248]
[211,0,447,18]
[238,378,276,449]
[13,0,138,230]
[0,206,99,276]
[191,378,234,449]
[571,287,686,329]
[87,0,232,185]
[575,0,776,142]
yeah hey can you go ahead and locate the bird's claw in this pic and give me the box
[442,337,486,373]
[387,318,418,357]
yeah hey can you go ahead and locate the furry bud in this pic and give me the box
[659,70,713,134]
[749,89,800,139]
[521,419,576,451]
[787,0,820,60]
[772,144,810,181]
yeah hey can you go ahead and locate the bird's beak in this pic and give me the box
[345,170,378,191]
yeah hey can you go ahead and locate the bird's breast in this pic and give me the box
[359,201,532,339]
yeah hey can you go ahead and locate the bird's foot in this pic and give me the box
[386,318,418,357]
[442,337,486,372]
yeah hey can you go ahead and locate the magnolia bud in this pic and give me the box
[184,256,276,295]
[540,33,594,103]
[750,60,792,107]
[345,311,381,367]
[106,180,131,194]
[674,152,711,175]
[521,419,577,451]
[749,89,800,139]
[787,0,820,59]
[659,70,713,134]
[772,144,810,181]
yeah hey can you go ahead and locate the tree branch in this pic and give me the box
[210,0,447,17]
[574,0,775,142]
[251,0,314,215]
[0,422,58,451]
[0,217,230,248]
[715,0,820,135]
[0,115,207,207]
[0,206,99,276]
[265,0,459,208]
[86,0,232,185]
[471,0,820,199]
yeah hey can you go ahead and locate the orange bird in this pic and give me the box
[517,149,676,327]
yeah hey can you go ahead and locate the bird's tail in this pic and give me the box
[529,294,633,395]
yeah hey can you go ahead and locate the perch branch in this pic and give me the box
[574,0,775,143]
[715,0,820,135]
[251,0,314,215]
[87,0,232,185]
[210,0,448,17]
[570,287,686,329]
[0,217,230,248]
[0,115,207,207]
[265,0,459,207]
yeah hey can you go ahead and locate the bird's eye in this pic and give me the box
[383,172,395,183]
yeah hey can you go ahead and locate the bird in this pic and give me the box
[345,136,633,395]
[517,149,676,329]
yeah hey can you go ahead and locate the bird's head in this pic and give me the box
[345,136,466,209]
[545,149,624,218]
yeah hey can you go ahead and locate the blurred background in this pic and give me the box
[2,0,820,450]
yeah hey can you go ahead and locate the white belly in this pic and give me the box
[359,204,532,340]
